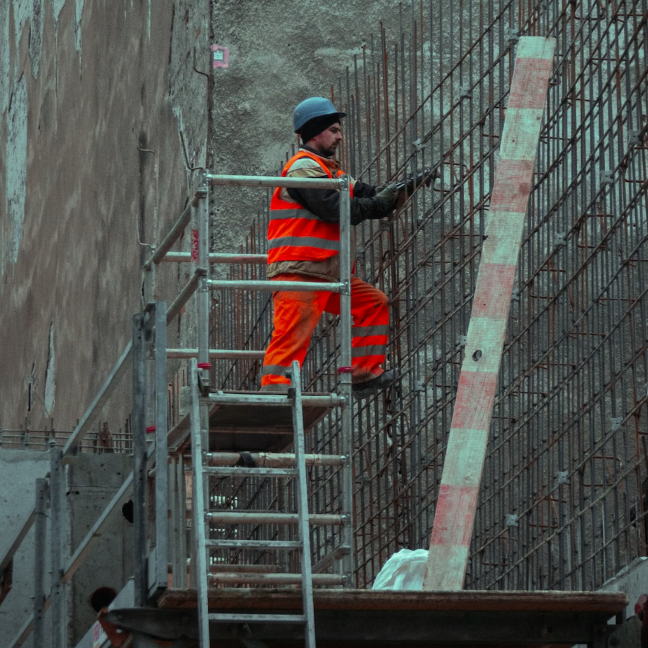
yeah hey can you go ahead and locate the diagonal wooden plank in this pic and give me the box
[423,36,556,591]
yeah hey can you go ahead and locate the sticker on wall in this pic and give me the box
[211,45,229,69]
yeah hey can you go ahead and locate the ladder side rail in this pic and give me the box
[338,173,354,583]
[49,448,67,648]
[132,313,149,606]
[174,456,188,588]
[151,301,169,600]
[32,478,48,648]
[291,361,316,648]
[189,359,211,648]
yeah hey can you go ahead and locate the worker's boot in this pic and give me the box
[352,369,398,399]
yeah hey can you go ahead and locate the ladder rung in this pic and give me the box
[207,279,343,293]
[209,564,278,574]
[207,511,345,526]
[205,451,346,468]
[208,613,305,624]
[204,466,298,478]
[208,572,345,586]
[206,539,302,549]
[205,393,343,407]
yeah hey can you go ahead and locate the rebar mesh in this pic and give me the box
[211,0,648,591]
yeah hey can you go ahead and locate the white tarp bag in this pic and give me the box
[371,548,429,590]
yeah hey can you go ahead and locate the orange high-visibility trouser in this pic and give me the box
[261,273,390,387]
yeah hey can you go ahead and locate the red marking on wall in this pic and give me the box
[508,58,554,110]
[471,264,517,319]
[429,485,480,547]
[191,228,199,262]
[489,159,535,212]
[211,45,230,69]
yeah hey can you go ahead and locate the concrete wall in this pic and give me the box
[0,1,402,645]
[0,450,134,648]
[0,449,51,648]
[0,0,209,433]
[0,0,402,434]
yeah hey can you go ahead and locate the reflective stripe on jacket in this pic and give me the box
[267,151,353,265]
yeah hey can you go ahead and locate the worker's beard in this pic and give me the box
[318,143,338,158]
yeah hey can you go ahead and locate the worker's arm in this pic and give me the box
[287,181,398,225]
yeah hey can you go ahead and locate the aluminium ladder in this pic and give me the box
[189,359,349,648]
[184,172,355,648]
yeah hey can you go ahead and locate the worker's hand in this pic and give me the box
[374,184,401,212]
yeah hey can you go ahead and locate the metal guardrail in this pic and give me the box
[4,172,354,648]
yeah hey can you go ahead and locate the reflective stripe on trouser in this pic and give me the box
[261,273,390,387]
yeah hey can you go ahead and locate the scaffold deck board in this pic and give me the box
[167,391,334,453]
[106,588,627,647]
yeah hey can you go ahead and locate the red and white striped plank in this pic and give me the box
[423,36,555,591]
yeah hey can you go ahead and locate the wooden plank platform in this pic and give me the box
[167,391,334,453]
[106,588,628,647]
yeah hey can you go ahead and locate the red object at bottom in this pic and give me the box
[261,274,390,387]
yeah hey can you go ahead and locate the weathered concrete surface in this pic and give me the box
[208,0,403,254]
[67,454,134,647]
[0,0,209,433]
[0,449,50,648]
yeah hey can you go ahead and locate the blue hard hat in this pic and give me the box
[293,97,347,133]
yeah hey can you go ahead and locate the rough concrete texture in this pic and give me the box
[0,0,209,433]
[208,0,402,254]
[0,0,411,643]
[67,454,134,647]
[0,449,51,648]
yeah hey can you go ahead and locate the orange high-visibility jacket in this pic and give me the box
[267,151,354,265]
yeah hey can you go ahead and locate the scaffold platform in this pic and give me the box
[168,391,338,453]
[104,588,628,648]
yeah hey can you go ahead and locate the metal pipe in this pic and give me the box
[207,572,344,586]
[143,192,201,270]
[207,279,343,293]
[204,452,345,467]
[205,393,344,407]
[208,174,342,189]
[159,252,267,264]
[167,348,265,360]
[166,268,205,325]
[62,342,132,457]
[63,474,134,584]
[206,511,345,526]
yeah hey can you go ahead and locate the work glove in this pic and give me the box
[395,167,435,195]
[374,183,401,213]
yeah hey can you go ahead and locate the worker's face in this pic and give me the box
[309,123,343,157]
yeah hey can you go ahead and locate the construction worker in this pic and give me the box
[261,97,402,398]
